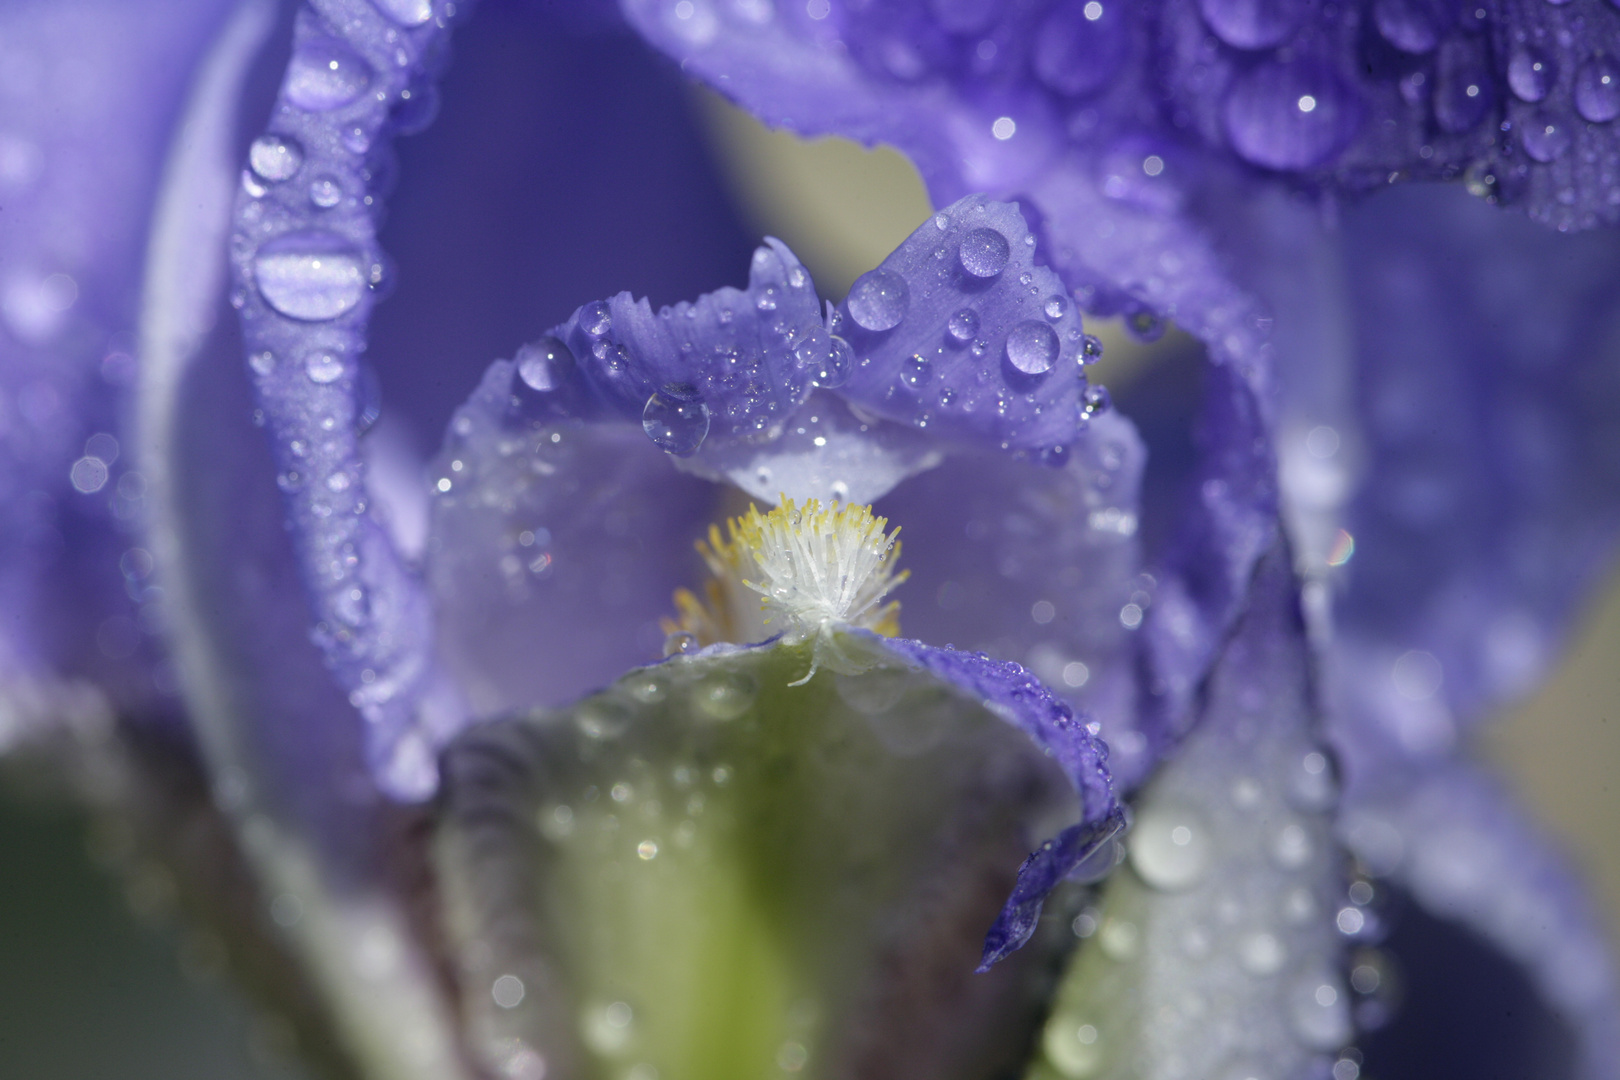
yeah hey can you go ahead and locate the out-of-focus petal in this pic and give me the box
[1029,542,1350,1080]
[1340,761,1620,1080]
[1326,183,1620,778]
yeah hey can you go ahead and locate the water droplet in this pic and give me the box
[1200,0,1307,50]
[933,212,950,230]
[643,388,710,457]
[958,227,1010,278]
[254,231,367,321]
[1129,805,1212,890]
[1434,38,1492,133]
[1082,384,1113,416]
[1044,294,1068,320]
[305,351,344,383]
[1043,1015,1104,1077]
[249,351,276,377]
[692,670,756,720]
[848,269,909,331]
[1288,748,1339,810]
[576,699,633,739]
[1270,821,1313,868]
[517,336,575,392]
[1507,46,1556,102]
[580,300,612,336]
[1290,973,1352,1049]
[248,135,303,181]
[1081,334,1104,362]
[372,0,433,26]
[1240,931,1287,975]
[1125,308,1167,342]
[1006,320,1060,375]
[1223,59,1360,170]
[901,353,932,388]
[664,631,699,657]
[1033,0,1126,98]
[793,329,831,369]
[285,39,373,112]
[947,308,980,342]
[1521,114,1572,162]
[1371,0,1441,54]
[813,336,854,387]
[309,176,343,208]
[1575,57,1620,123]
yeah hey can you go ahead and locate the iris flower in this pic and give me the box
[2,1,1618,1079]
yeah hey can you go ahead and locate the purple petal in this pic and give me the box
[229,0,465,798]
[1340,762,1620,1080]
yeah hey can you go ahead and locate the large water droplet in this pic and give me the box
[1574,57,1620,123]
[947,308,980,343]
[1223,59,1360,170]
[958,228,1010,278]
[813,336,854,388]
[580,300,612,337]
[1042,1014,1104,1078]
[692,670,757,720]
[1372,0,1444,54]
[643,386,710,457]
[1129,805,1212,890]
[373,0,433,26]
[1507,46,1556,103]
[249,135,303,181]
[1033,0,1126,98]
[1199,0,1306,50]
[305,351,345,383]
[1521,113,1572,162]
[285,39,373,112]
[1433,37,1493,133]
[1005,320,1060,375]
[516,336,574,392]
[848,269,909,331]
[900,353,932,388]
[254,231,367,321]
[309,176,343,208]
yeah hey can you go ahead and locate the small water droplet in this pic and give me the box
[309,176,343,208]
[664,631,699,657]
[254,231,367,320]
[643,388,710,457]
[305,352,344,384]
[249,351,276,377]
[1005,320,1060,375]
[947,308,980,342]
[900,353,932,388]
[958,227,1010,278]
[285,39,373,112]
[813,335,854,388]
[1270,821,1313,868]
[1372,0,1441,54]
[516,336,575,392]
[693,670,756,720]
[1521,114,1572,162]
[576,699,633,739]
[933,212,950,230]
[249,135,303,181]
[1129,805,1212,891]
[847,269,909,331]
[1201,0,1307,49]
[1574,57,1620,123]
[1507,46,1556,102]
[372,0,433,26]
[1042,1014,1105,1077]
[1044,294,1068,320]
[580,300,612,336]
[1081,334,1104,362]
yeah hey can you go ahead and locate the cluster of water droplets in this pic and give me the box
[1029,564,1357,1080]
[228,0,461,799]
[832,195,1102,454]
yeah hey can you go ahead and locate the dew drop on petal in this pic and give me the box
[1033,0,1126,98]
[516,336,574,392]
[947,308,981,343]
[1574,57,1620,123]
[372,0,433,26]
[309,176,343,208]
[1507,46,1556,102]
[958,227,1011,278]
[1082,384,1113,415]
[1223,59,1360,170]
[580,300,612,336]
[812,335,854,388]
[901,353,932,388]
[1521,114,1572,162]
[248,135,303,181]
[1129,805,1212,891]
[848,269,909,331]
[643,387,710,457]
[1371,0,1441,54]
[285,39,373,112]
[1199,0,1307,50]
[1005,320,1061,375]
[254,232,367,321]
[305,351,344,383]
[693,671,757,721]
[1044,294,1068,320]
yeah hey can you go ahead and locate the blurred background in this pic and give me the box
[2,4,1616,1076]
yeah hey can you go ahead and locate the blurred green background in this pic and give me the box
[3,86,1617,1080]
